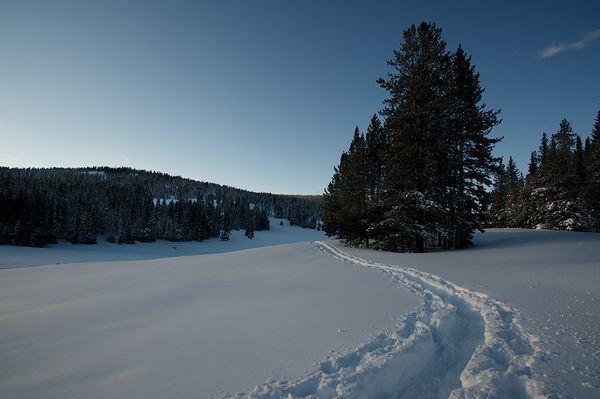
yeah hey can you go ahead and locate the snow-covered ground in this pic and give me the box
[0,218,326,269]
[337,229,600,398]
[0,224,417,399]
[237,240,544,398]
[1,227,598,398]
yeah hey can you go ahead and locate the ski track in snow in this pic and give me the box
[227,241,547,399]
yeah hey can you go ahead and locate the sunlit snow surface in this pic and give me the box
[1,226,599,398]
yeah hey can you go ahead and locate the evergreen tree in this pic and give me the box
[220,212,231,241]
[528,151,538,179]
[446,45,501,247]
[323,154,347,238]
[344,128,370,245]
[504,157,525,227]
[488,158,508,227]
[591,110,600,145]
[538,132,550,183]
[522,151,539,227]
[323,127,371,246]
[244,214,255,239]
[525,122,592,230]
[574,135,586,195]
[365,115,387,200]
[371,22,453,252]
[324,22,500,252]
[587,110,600,228]
[77,210,97,244]
[369,23,499,251]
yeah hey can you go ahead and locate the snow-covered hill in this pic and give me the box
[0,231,416,398]
[0,218,325,269]
[0,228,598,398]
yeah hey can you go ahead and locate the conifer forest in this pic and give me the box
[0,167,322,247]
[322,22,600,252]
[2,22,599,252]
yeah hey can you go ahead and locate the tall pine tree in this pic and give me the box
[324,22,500,252]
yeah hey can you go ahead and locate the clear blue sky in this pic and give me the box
[1,1,599,194]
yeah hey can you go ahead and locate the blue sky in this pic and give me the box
[1,1,599,194]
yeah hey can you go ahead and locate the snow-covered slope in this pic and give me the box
[0,218,326,269]
[339,229,600,398]
[235,241,544,398]
[1,228,597,398]
[0,242,417,399]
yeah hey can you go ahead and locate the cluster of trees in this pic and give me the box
[323,22,500,252]
[488,113,600,231]
[0,167,322,247]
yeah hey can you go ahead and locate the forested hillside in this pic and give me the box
[0,167,322,247]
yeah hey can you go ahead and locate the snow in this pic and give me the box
[152,196,200,205]
[1,227,598,398]
[84,170,107,179]
[0,218,326,269]
[237,241,544,398]
[338,229,600,398]
[153,195,179,205]
[0,227,417,399]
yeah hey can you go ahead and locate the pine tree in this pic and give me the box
[365,23,499,251]
[528,151,538,179]
[447,45,501,247]
[521,151,539,227]
[551,119,576,186]
[364,115,388,240]
[528,121,591,230]
[488,158,508,227]
[365,115,387,199]
[244,215,255,239]
[220,212,231,241]
[538,132,550,178]
[372,22,453,252]
[591,110,600,145]
[323,153,347,238]
[504,157,525,227]
[323,127,371,246]
[587,110,600,228]
[344,128,370,245]
[574,135,586,196]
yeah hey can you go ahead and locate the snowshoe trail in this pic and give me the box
[229,241,547,399]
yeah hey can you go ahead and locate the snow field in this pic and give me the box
[2,227,597,398]
[0,242,417,399]
[0,218,326,269]
[340,228,600,398]
[232,241,545,398]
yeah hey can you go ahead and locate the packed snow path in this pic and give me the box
[234,241,546,398]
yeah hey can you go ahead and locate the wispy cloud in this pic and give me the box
[539,29,600,58]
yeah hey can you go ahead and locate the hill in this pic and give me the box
[0,167,322,247]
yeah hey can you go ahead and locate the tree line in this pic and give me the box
[488,113,600,231]
[0,167,322,247]
[323,22,500,252]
